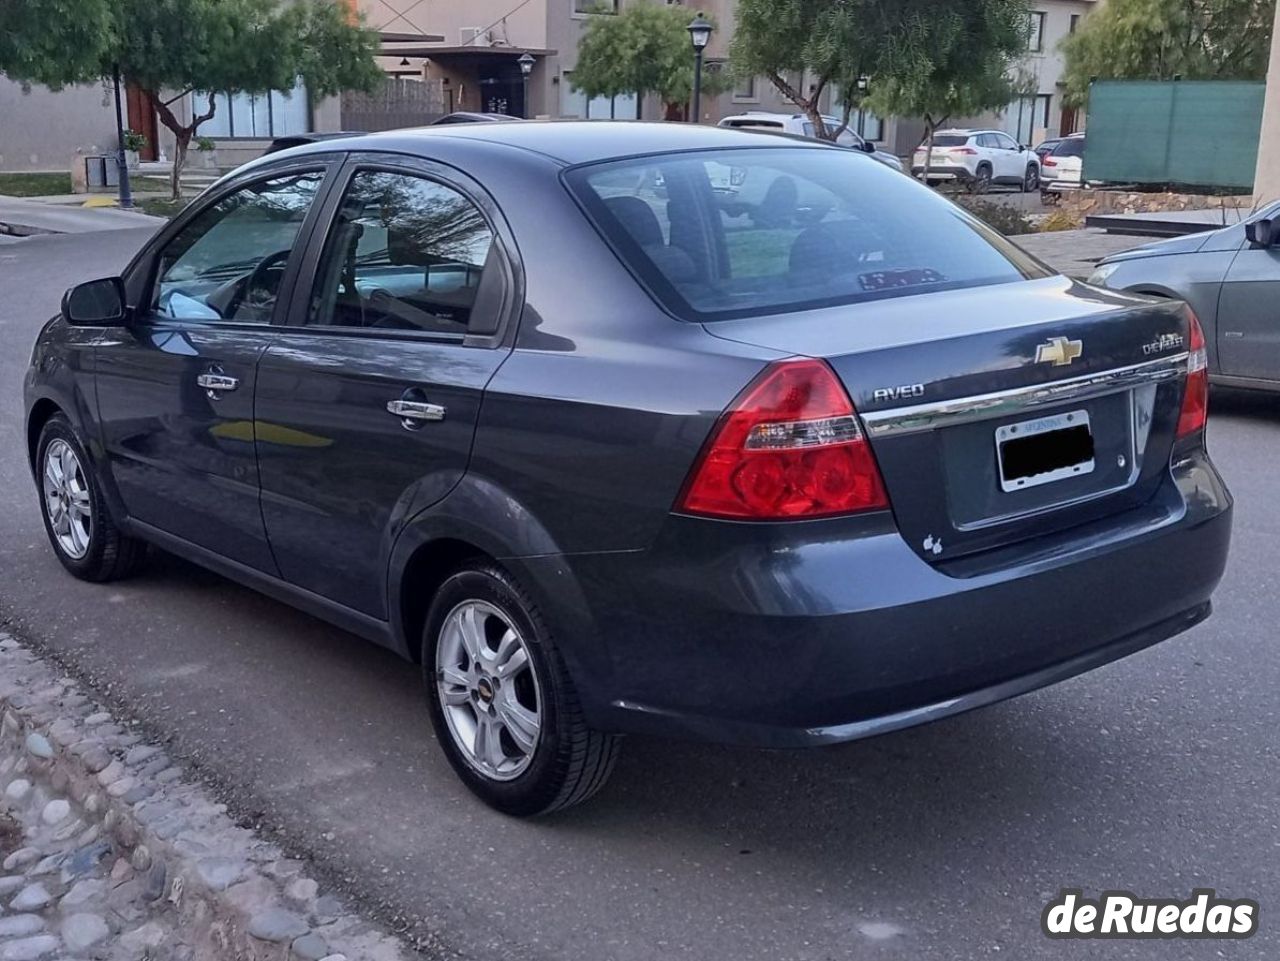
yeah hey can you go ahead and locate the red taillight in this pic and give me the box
[1176,311,1209,439]
[1042,157,1058,168]
[677,359,890,520]
[953,147,977,155]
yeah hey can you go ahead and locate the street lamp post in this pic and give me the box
[686,14,713,123]
[518,53,536,119]
[110,64,134,210]
[856,74,870,139]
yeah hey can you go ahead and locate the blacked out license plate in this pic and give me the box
[996,409,1096,493]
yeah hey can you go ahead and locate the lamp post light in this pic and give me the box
[518,52,536,119]
[686,13,713,123]
[856,74,870,139]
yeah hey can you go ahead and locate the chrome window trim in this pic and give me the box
[860,352,1189,438]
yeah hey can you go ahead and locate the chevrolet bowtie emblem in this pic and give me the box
[1035,336,1084,366]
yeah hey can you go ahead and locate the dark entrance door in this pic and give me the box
[125,85,159,161]
[479,76,523,118]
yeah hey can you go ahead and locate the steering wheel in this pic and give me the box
[225,249,292,320]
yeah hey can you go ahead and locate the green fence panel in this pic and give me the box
[1085,81,1265,189]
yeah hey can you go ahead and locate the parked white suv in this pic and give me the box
[911,129,1040,193]
[1040,133,1086,200]
[718,112,905,172]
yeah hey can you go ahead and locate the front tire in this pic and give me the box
[1024,164,1040,192]
[36,415,146,582]
[422,564,619,816]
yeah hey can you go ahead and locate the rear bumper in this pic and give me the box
[515,452,1231,748]
[911,164,973,182]
[1042,177,1083,193]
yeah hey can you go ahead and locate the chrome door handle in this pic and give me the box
[197,370,239,400]
[387,399,446,428]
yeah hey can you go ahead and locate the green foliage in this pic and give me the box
[0,0,380,197]
[953,196,1034,236]
[0,0,115,89]
[122,129,149,152]
[572,4,727,114]
[733,0,1030,140]
[0,172,74,197]
[1061,0,1276,106]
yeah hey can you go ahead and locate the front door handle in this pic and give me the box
[387,398,446,429]
[197,369,240,400]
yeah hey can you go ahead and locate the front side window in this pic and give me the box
[154,171,323,323]
[308,170,496,335]
[569,147,1046,322]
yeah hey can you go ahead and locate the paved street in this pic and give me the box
[1,230,1277,960]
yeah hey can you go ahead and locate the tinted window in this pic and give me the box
[308,170,495,335]
[569,147,1046,322]
[1053,138,1085,158]
[932,135,970,147]
[155,172,323,323]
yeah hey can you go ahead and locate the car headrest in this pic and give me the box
[605,196,664,248]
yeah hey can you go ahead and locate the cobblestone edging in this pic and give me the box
[0,632,412,961]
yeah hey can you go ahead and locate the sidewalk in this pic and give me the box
[0,196,164,237]
[1011,228,1145,278]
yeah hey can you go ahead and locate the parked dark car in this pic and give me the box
[25,123,1231,815]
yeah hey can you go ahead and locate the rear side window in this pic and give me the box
[567,147,1046,322]
[1053,139,1085,158]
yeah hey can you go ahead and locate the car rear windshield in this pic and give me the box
[930,135,971,147]
[1053,138,1084,157]
[565,146,1046,322]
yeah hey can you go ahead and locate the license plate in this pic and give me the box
[995,410,1095,493]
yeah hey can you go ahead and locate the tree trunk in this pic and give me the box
[171,131,191,202]
[150,90,217,201]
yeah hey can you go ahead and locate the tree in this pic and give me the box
[0,0,382,199]
[732,0,1029,144]
[1061,0,1276,106]
[571,3,727,120]
[732,0,880,140]
[862,0,1030,180]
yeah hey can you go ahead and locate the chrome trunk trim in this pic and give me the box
[859,353,1189,438]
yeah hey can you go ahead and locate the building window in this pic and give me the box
[561,73,638,119]
[1004,93,1052,145]
[573,0,617,13]
[198,81,310,139]
[733,75,757,101]
[1069,14,1081,33]
[1027,12,1046,52]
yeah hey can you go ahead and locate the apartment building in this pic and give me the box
[361,0,1096,154]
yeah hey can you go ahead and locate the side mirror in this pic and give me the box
[1246,218,1277,249]
[61,277,128,326]
[860,141,877,154]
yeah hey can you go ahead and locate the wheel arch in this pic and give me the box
[26,397,63,476]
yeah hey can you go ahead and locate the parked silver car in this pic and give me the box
[1089,202,1280,392]
[719,112,905,172]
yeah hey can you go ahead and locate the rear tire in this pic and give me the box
[422,563,619,816]
[36,415,146,582]
[970,165,992,194]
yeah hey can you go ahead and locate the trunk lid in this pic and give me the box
[704,276,1192,564]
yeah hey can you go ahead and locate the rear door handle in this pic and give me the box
[197,369,240,399]
[387,398,446,428]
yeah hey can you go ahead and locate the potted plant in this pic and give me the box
[122,129,148,169]
[195,136,218,170]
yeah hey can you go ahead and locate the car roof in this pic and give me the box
[260,120,829,167]
[935,129,1002,137]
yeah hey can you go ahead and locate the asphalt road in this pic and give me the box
[1,229,1278,961]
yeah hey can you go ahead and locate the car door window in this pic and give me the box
[154,172,323,324]
[978,134,998,149]
[995,133,1019,151]
[307,170,496,336]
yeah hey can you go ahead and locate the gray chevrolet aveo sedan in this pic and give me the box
[25,123,1231,815]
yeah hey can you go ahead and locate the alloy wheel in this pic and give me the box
[42,439,92,560]
[435,600,543,781]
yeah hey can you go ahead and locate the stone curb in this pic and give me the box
[0,632,413,961]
